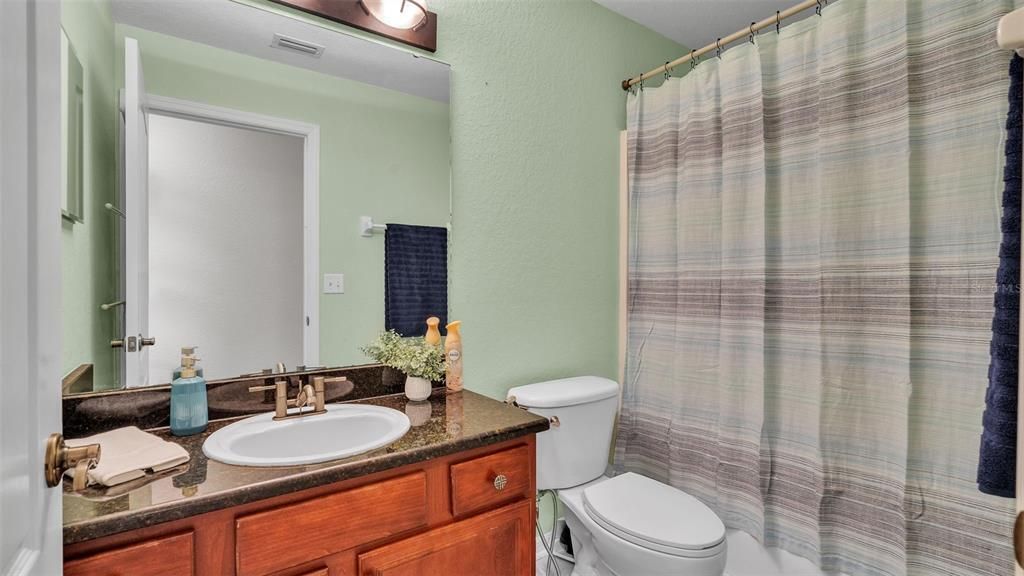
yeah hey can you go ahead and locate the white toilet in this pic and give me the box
[507,376,727,576]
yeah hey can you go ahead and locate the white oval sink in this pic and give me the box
[203,404,411,467]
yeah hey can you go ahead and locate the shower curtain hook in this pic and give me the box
[716,38,722,59]
[749,22,756,44]
[816,0,823,16]
[690,49,698,70]
[776,10,781,33]
[664,61,671,80]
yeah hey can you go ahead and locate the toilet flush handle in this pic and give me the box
[505,396,560,428]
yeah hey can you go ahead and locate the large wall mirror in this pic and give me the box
[61,0,451,394]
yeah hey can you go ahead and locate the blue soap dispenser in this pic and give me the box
[170,349,208,436]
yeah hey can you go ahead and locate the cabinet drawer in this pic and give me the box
[236,472,428,576]
[449,444,531,517]
[64,531,194,576]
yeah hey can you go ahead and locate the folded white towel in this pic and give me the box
[65,426,190,487]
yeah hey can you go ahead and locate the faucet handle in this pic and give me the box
[249,379,288,394]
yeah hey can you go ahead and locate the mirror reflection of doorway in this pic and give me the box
[146,113,305,383]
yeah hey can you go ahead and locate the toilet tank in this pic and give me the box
[507,376,620,491]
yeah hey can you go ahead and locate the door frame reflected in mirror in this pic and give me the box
[140,94,321,384]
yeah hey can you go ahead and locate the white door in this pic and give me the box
[0,0,64,574]
[123,37,152,388]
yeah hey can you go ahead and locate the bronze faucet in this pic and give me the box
[249,376,328,420]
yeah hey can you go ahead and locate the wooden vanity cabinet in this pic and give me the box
[63,435,538,576]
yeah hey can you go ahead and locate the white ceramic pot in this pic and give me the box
[404,375,432,402]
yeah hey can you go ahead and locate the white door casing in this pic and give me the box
[123,37,151,388]
[142,94,321,370]
[0,0,64,574]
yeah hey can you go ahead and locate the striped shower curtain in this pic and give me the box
[614,1,1018,575]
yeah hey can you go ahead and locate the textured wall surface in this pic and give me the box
[115,24,451,372]
[61,0,119,389]
[432,0,682,399]
[243,0,684,399]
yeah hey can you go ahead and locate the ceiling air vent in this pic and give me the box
[270,33,325,58]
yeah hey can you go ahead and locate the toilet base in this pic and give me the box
[558,478,727,576]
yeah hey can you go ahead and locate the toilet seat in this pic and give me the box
[582,472,726,559]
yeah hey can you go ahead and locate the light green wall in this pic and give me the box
[114,24,451,371]
[434,0,682,399]
[61,0,118,390]
[433,3,682,530]
[233,2,684,529]
[89,0,683,398]
[241,0,684,400]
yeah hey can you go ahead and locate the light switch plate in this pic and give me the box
[323,273,344,294]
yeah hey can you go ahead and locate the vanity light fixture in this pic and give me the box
[358,0,428,31]
[269,0,437,52]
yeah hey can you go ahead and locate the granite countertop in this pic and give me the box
[63,389,549,545]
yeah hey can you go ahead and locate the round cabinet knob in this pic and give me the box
[493,474,508,491]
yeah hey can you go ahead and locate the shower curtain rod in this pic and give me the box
[621,0,822,91]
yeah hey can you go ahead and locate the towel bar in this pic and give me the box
[360,216,387,237]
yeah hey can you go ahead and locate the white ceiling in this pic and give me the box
[594,0,816,50]
[111,0,450,102]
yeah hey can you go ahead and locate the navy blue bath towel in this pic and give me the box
[384,224,448,337]
[978,54,1022,499]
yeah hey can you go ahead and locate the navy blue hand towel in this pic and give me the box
[384,224,448,337]
[978,54,1022,499]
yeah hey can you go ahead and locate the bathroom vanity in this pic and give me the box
[63,389,548,575]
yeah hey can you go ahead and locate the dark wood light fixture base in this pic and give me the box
[269,0,438,53]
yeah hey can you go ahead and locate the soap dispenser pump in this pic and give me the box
[170,350,208,436]
[173,346,203,380]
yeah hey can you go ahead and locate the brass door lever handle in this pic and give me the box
[45,433,101,492]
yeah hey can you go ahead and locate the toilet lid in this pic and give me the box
[582,473,726,556]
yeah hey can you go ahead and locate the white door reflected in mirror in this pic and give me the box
[123,36,151,388]
[147,114,305,383]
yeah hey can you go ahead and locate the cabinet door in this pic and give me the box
[358,500,533,576]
